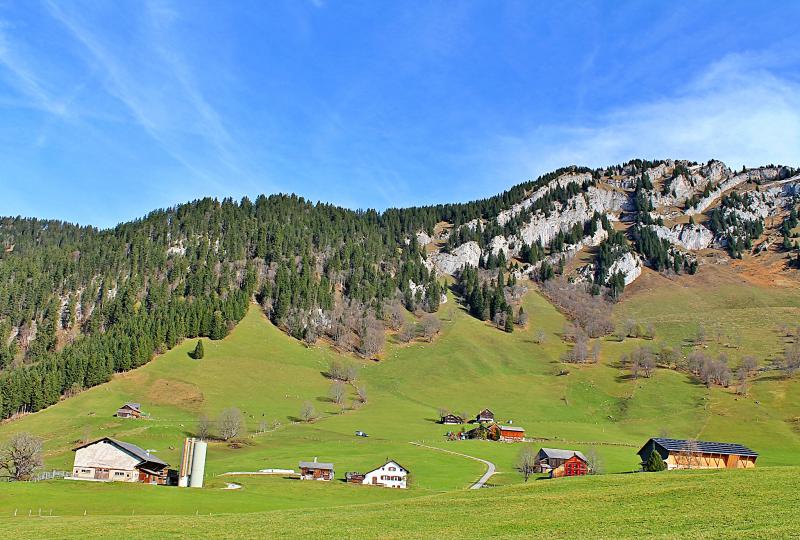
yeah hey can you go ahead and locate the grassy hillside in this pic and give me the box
[1,272,800,532]
[3,467,799,539]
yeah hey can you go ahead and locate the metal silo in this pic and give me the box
[189,439,207,488]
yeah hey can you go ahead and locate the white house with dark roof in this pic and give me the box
[71,437,169,484]
[361,460,409,489]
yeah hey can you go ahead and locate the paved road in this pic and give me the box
[409,442,496,489]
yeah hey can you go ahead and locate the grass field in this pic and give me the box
[1,268,800,536]
[2,467,798,539]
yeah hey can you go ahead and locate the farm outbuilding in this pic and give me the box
[71,437,169,484]
[476,408,495,423]
[440,414,464,425]
[299,459,335,480]
[499,425,525,441]
[534,448,590,477]
[637,438,758,470]
[115,402,144,418]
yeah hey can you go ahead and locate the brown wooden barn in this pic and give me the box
[534,448,590,477]
[299,459,335,480]
[115,402,143,418]
[440,413,464,425]
[499,425,525,441]
[637,438,758,470]
[476,408,495,423]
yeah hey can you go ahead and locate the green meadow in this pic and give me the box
[1,274,799,537]
[2,467,798,539]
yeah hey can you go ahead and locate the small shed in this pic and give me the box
[499,425,525,441]
[345,472,365,483]
[299,459,335,481]
[440,414,464,425]
[476,408,495,423]
[115,403,143,418]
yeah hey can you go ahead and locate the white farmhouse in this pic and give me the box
[72,437,170,484]
[361,460,409,489]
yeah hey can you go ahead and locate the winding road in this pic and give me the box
[409,442,497,489]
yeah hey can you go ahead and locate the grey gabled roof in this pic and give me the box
[499,425,525,432]
[644,437,758,457]
[538,448,588,461]
[119,402,141,411]
[364,459,409,476]
[73,437,168,467]
[299,461,334,470]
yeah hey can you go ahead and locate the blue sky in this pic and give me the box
[1,1,799,227]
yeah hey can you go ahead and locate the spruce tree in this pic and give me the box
[193,340,205,360]
[644,449,667,472]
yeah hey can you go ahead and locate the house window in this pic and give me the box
[388,467,396,471]
[81,469,91,474]
[114,471,126,476]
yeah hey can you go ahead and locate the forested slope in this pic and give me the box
[0,159,798,420]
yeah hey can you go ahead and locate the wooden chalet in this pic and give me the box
[72,437,169,484]
[498,425,525,441]
[476,408,495,423]
[534,448,590,477]
[299,459,335,480]
[115,402,143,418]
[637,437,758,470]
[440,413,464,425]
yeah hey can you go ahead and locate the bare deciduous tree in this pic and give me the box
[0,433,43,481]
[516,445,537,482]
[736,368,749,396]
[356,384,368,404]
[740,355,758,374]
[534,328,547,344]
[388,303,405,331]
[300,401,317,423]
[360,320,385,358]
[421,315,441,342]
[586,447,603,475]
[784,343,800,377]
[196,414,211,440]
[329,381,346,405]
[218,408,244,441]
[398,320,416,343]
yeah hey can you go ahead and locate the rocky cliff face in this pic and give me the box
[420,159,797,289]
[426,241,481,275]
[650,224,714,251]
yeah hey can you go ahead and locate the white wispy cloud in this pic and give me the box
[485,50,800,182]
[0,21,70,117]
[43,0,256,189]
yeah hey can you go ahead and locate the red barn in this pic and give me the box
[555,454,589,477]
[499,425,525,441]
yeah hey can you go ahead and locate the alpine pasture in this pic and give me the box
[1,275,800,536]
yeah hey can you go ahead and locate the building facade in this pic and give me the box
[72,438,169,484]
[361,460,409,489]
[299,460,335,480]
[637,438,758,470]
